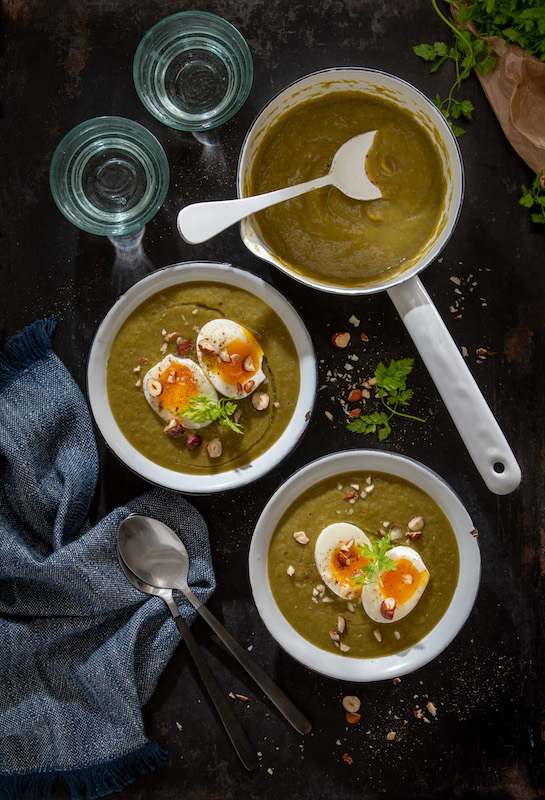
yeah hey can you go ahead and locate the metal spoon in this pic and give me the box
[177,130,381,244]
[116,545,259,772]
[118,514,312,735]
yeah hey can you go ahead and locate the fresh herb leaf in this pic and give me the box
[347,358,425,441]
[347,411,392,441]
[354,533,398,587]
[181,396,244,434]
[519,172,545,223]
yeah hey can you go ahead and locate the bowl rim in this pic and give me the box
[249,449,481,681]
[87,261,316,493]
[237,66,464,296]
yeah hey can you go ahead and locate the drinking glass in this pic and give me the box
[133,11,253,131]
[49,116,170,236]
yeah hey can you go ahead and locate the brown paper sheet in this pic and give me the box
[475,36,545,179]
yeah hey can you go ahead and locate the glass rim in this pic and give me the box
[49,115,170,236]
[133,11,253,131]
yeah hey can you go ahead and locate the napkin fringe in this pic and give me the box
[0,317,56,389]
[0,740,167,800]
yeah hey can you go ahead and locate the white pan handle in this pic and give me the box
[387,275,521,495]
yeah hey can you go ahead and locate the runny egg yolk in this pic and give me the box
[217,335,263,386]
[157,364,200,416]
[329,541,369,597]
[380,557,422,604]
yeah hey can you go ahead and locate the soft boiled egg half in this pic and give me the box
[197,318,265,400]
[361,545,430,623]
[143,354,218,429]
[315,523,372,600]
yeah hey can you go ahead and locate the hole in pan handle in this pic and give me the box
[387,275,521,495]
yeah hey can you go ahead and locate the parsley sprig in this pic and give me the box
[346,358,425,441]
[182,396,244,434]
[520,172,545,224]
[354,533,397,587]
[413,0,495,136]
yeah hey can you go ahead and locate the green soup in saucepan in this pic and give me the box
[250,92,446,288]
[106,282,300,474]
[268,471,459,658]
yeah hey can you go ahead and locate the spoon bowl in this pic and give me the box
[118,513,311,734]
[177,130,380,244]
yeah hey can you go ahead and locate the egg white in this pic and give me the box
[314,522,372,600]
[196,318,265,399]
[143,354,218,428]
[361,545,429,623]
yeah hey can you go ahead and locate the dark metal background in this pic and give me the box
[2,1,544,797]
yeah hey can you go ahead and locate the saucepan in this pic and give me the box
[236,67,521,495]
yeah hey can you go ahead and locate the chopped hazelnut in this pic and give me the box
[206,438,223,458]
[243,355,255,372]
[198,338,215,353]
[175,339,191,357]
[390,525,403,541]
[347,389,362,402]
[185,433,202,450]
[147,378,162,397]
[331,331,351,348]
[342,695,361,713]
[427,701,437,717]
[408,515,425,532]
[381,597,397,620]
[163,419,185,439]
[251,392,270,411]
[292,530,309,545]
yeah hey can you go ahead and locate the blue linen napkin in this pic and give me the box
[0,319,216,799]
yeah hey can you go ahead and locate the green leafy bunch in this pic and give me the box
[182,396,244,434]
[458,0,545,61]
[520,173,545,224]
[414,0,545,217]
[347,358,425,441]
[354,533,398,587]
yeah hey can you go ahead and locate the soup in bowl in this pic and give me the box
[87,262,316,493]
[238,67,463,294]
[249,450,480,681]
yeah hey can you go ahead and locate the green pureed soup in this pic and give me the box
[106,282,300,474]
[268,471,459,658]
[250,92,446,288]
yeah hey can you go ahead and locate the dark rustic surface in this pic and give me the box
[2,1,544,798]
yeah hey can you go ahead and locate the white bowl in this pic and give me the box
[237,67,463,295]
[249,450,481,681]
[87,262,316,493]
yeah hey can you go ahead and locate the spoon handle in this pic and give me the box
[177,174,331,245]
[164,596,259,771]
[184,592,311,735]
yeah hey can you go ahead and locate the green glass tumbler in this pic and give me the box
[133,11,253,131]
[50,116,170,236]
